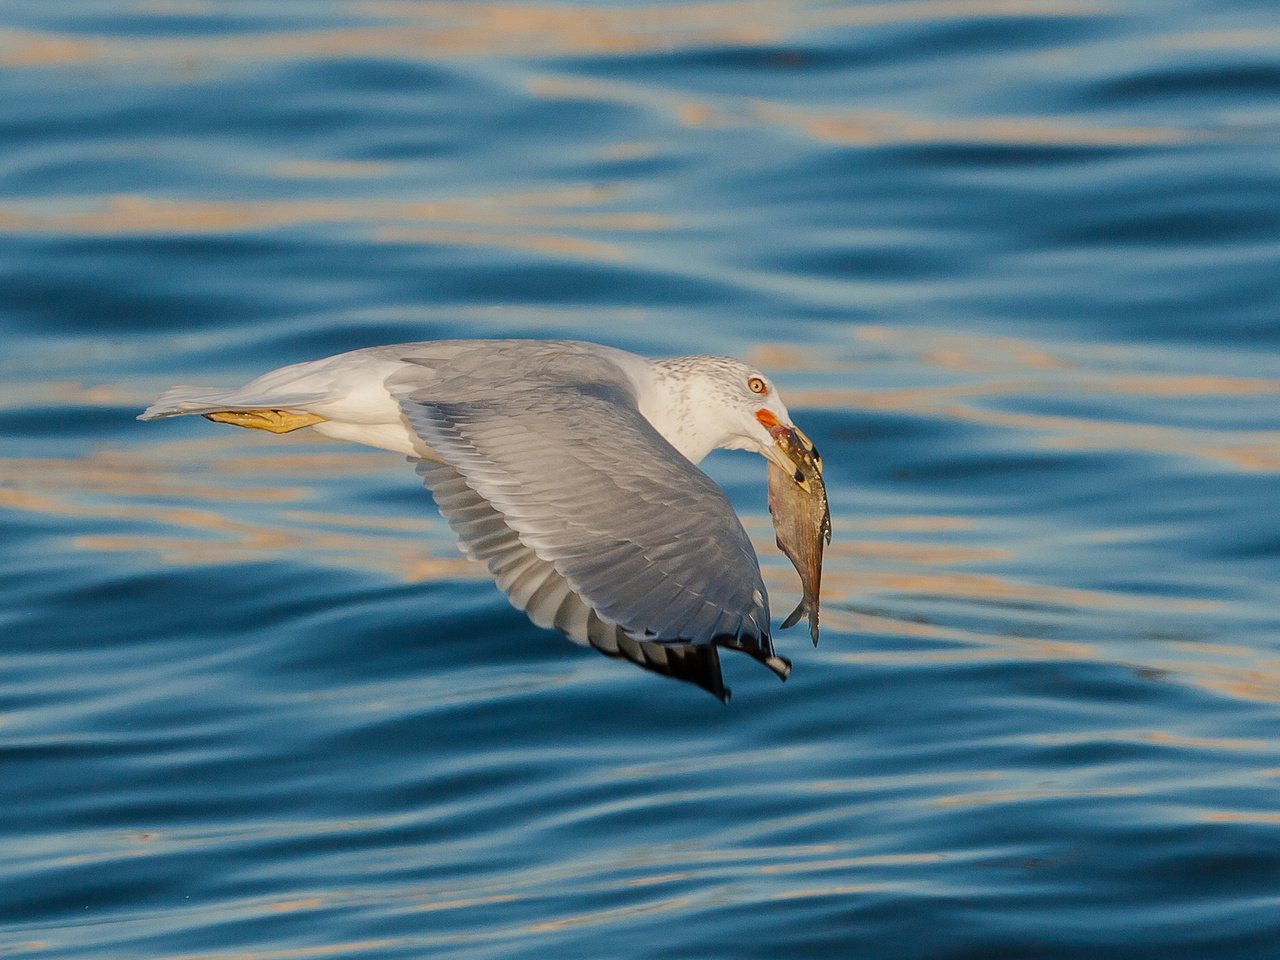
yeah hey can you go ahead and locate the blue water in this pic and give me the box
[3,2,1279,957]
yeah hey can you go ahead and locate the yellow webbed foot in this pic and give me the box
[203,409,326,433]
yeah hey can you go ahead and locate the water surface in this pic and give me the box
[2,1,1279,957]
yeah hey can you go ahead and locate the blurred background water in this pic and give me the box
[2,1,1279,957]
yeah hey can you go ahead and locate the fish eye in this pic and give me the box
[747,376,768,395]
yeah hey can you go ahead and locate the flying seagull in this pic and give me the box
[140,339,816,701]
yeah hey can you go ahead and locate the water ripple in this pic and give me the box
[4,0,1280,957]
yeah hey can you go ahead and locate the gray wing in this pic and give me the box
[387,341,788,696]
[418,458,734,700]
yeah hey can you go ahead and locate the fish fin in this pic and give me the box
[781,600,806,630]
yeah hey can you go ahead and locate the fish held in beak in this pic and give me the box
[756,409,811,490]
[766,424,831,646]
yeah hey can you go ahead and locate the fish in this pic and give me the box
[767,425,831,646]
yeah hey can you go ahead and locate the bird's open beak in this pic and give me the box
[755,409,821,490]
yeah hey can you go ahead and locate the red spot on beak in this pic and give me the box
[757,408,796,445]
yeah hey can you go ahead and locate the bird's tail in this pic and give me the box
[138,386,326,421]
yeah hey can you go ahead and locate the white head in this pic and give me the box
[643,355,808,472]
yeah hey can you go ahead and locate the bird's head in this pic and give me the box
[648,356,817,481]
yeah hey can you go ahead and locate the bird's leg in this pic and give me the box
[203,409,327,433]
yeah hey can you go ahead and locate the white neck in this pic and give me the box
[629,358,733,465]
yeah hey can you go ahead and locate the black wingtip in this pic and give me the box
[599,635,731,703]
[765,654,792,682]
[713,631,790,683]
[660,642,729,702]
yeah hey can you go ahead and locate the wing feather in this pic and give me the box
[415,457,737,699]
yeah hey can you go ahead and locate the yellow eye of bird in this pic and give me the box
[748,377,767,394]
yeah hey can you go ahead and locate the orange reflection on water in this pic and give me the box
[1032,729,1271,752]
[160,938,404,960]
[0,437,481,583]
[772,327,1280,474]
[1143,730,1271,751]
[758,851,947,875]
[955,405,1280,473]
[0,447,306,509]
[527,73,734,130]
[753,102,1184,148]
[528,893,698,932]
[829,602,1280,710]
[1203,810,1280,825]
[525,68,1186,149]
[0,0,1105,69]
[1157,662,1280,707]
[0,189,667,263]
[1161,27,1280,51]
[934,785,1137,807]
[373,225,630,263]
[824,564,1218,614]
[274,160,395,180]
[848,325,1280,396]
[830,539,1010,566]
[407,892,521,914]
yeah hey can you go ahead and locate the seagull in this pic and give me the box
[140,339,816,701]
